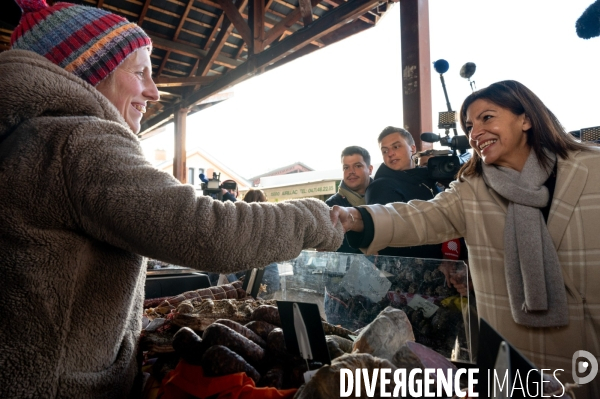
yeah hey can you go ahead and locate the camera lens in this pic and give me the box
[442,160,457,174]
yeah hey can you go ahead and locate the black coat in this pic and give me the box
[365,165,444,259]
[325,192,352,208]
[366,165,439,205]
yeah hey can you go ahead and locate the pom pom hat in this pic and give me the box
[11,0,152,86]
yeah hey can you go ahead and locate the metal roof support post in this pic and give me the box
[400,0,433,151]
[173,106,189,183]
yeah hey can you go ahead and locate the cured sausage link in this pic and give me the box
[244,320,278,341]
[202,323,265,365]
[201,345,261,383]
[214,319,266,348]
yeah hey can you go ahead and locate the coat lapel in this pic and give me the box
[547,151,588,249]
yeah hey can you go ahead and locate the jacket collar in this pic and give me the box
[485,150,587,249]
[547,150,587,249]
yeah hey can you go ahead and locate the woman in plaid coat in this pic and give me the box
[334,80,600,397]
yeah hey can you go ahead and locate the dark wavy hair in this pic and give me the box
[243,189,267,203]
[458,80,589,179]
[341,146,371,166]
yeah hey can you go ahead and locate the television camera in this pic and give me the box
[199,172,237,200]
[419,59,474,184]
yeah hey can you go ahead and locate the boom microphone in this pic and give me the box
[460,62,477,92]
[576,0,600,39]
[433,59,449,74]
[459,62,476,79]
[421,132,441,143]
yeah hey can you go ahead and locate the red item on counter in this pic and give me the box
[159,360,297,399]
[442,239,461,260]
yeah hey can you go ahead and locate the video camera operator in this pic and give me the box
[365,126,460,260]
[221,179,239,202]
[200,172,239,202]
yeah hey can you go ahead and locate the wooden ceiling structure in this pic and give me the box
[0,0,432,183]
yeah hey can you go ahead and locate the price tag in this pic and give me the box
[408,294,439,318]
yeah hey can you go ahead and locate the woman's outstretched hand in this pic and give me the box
[330,205,364,233]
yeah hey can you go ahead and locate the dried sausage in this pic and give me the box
[221,284,238,299]
[266,327,287,358]
[244,320,278,341]
[201,345,261,383]
[214,319,266,347]
[236,288,247,298]
[172,327,207,365]
[251,305,281,326]
[195,287,215,299]
[208,286,227,300]
[202,323,265,365]
[231,280,243,289]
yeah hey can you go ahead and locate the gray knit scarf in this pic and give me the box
[481,150,569,327]
[338,180,369,207]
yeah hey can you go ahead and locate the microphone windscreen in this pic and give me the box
[460,62,476,79]
[421,132,441,143]
[433,59,449,74]
[576,0,600,39]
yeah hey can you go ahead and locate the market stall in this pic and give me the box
[140,250,476,398]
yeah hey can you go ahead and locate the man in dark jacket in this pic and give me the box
[326,146,373,253]
[365,126,446,259]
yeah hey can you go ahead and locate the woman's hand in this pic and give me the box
[330,206,364,233]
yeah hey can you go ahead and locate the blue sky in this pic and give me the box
[141,0,600,180]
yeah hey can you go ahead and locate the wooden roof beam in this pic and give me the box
[174,0,197,41]
[321,0,375,24]
[203,16,226,51]
[239,11,325,45]
[250,0,265,53]
[185,0,381,106]
[194,0,248,87]
[141,0,382,134]
[138,0,152,25]
[217,0,254,52]
[263,0,320,47]
[156,50,171,76]
[154,76,219,87]
[298,0,314,27]
[149,34,243,69]
[195,0,222,9]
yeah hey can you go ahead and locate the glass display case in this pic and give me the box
[262,250,475,363]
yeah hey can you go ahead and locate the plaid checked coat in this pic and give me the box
[361,148,600,397]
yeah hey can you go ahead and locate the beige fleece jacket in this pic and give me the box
[0,50,343,399]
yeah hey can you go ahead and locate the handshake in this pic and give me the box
[329,205,363,233]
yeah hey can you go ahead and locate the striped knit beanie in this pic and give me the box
[11,0,152,86]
